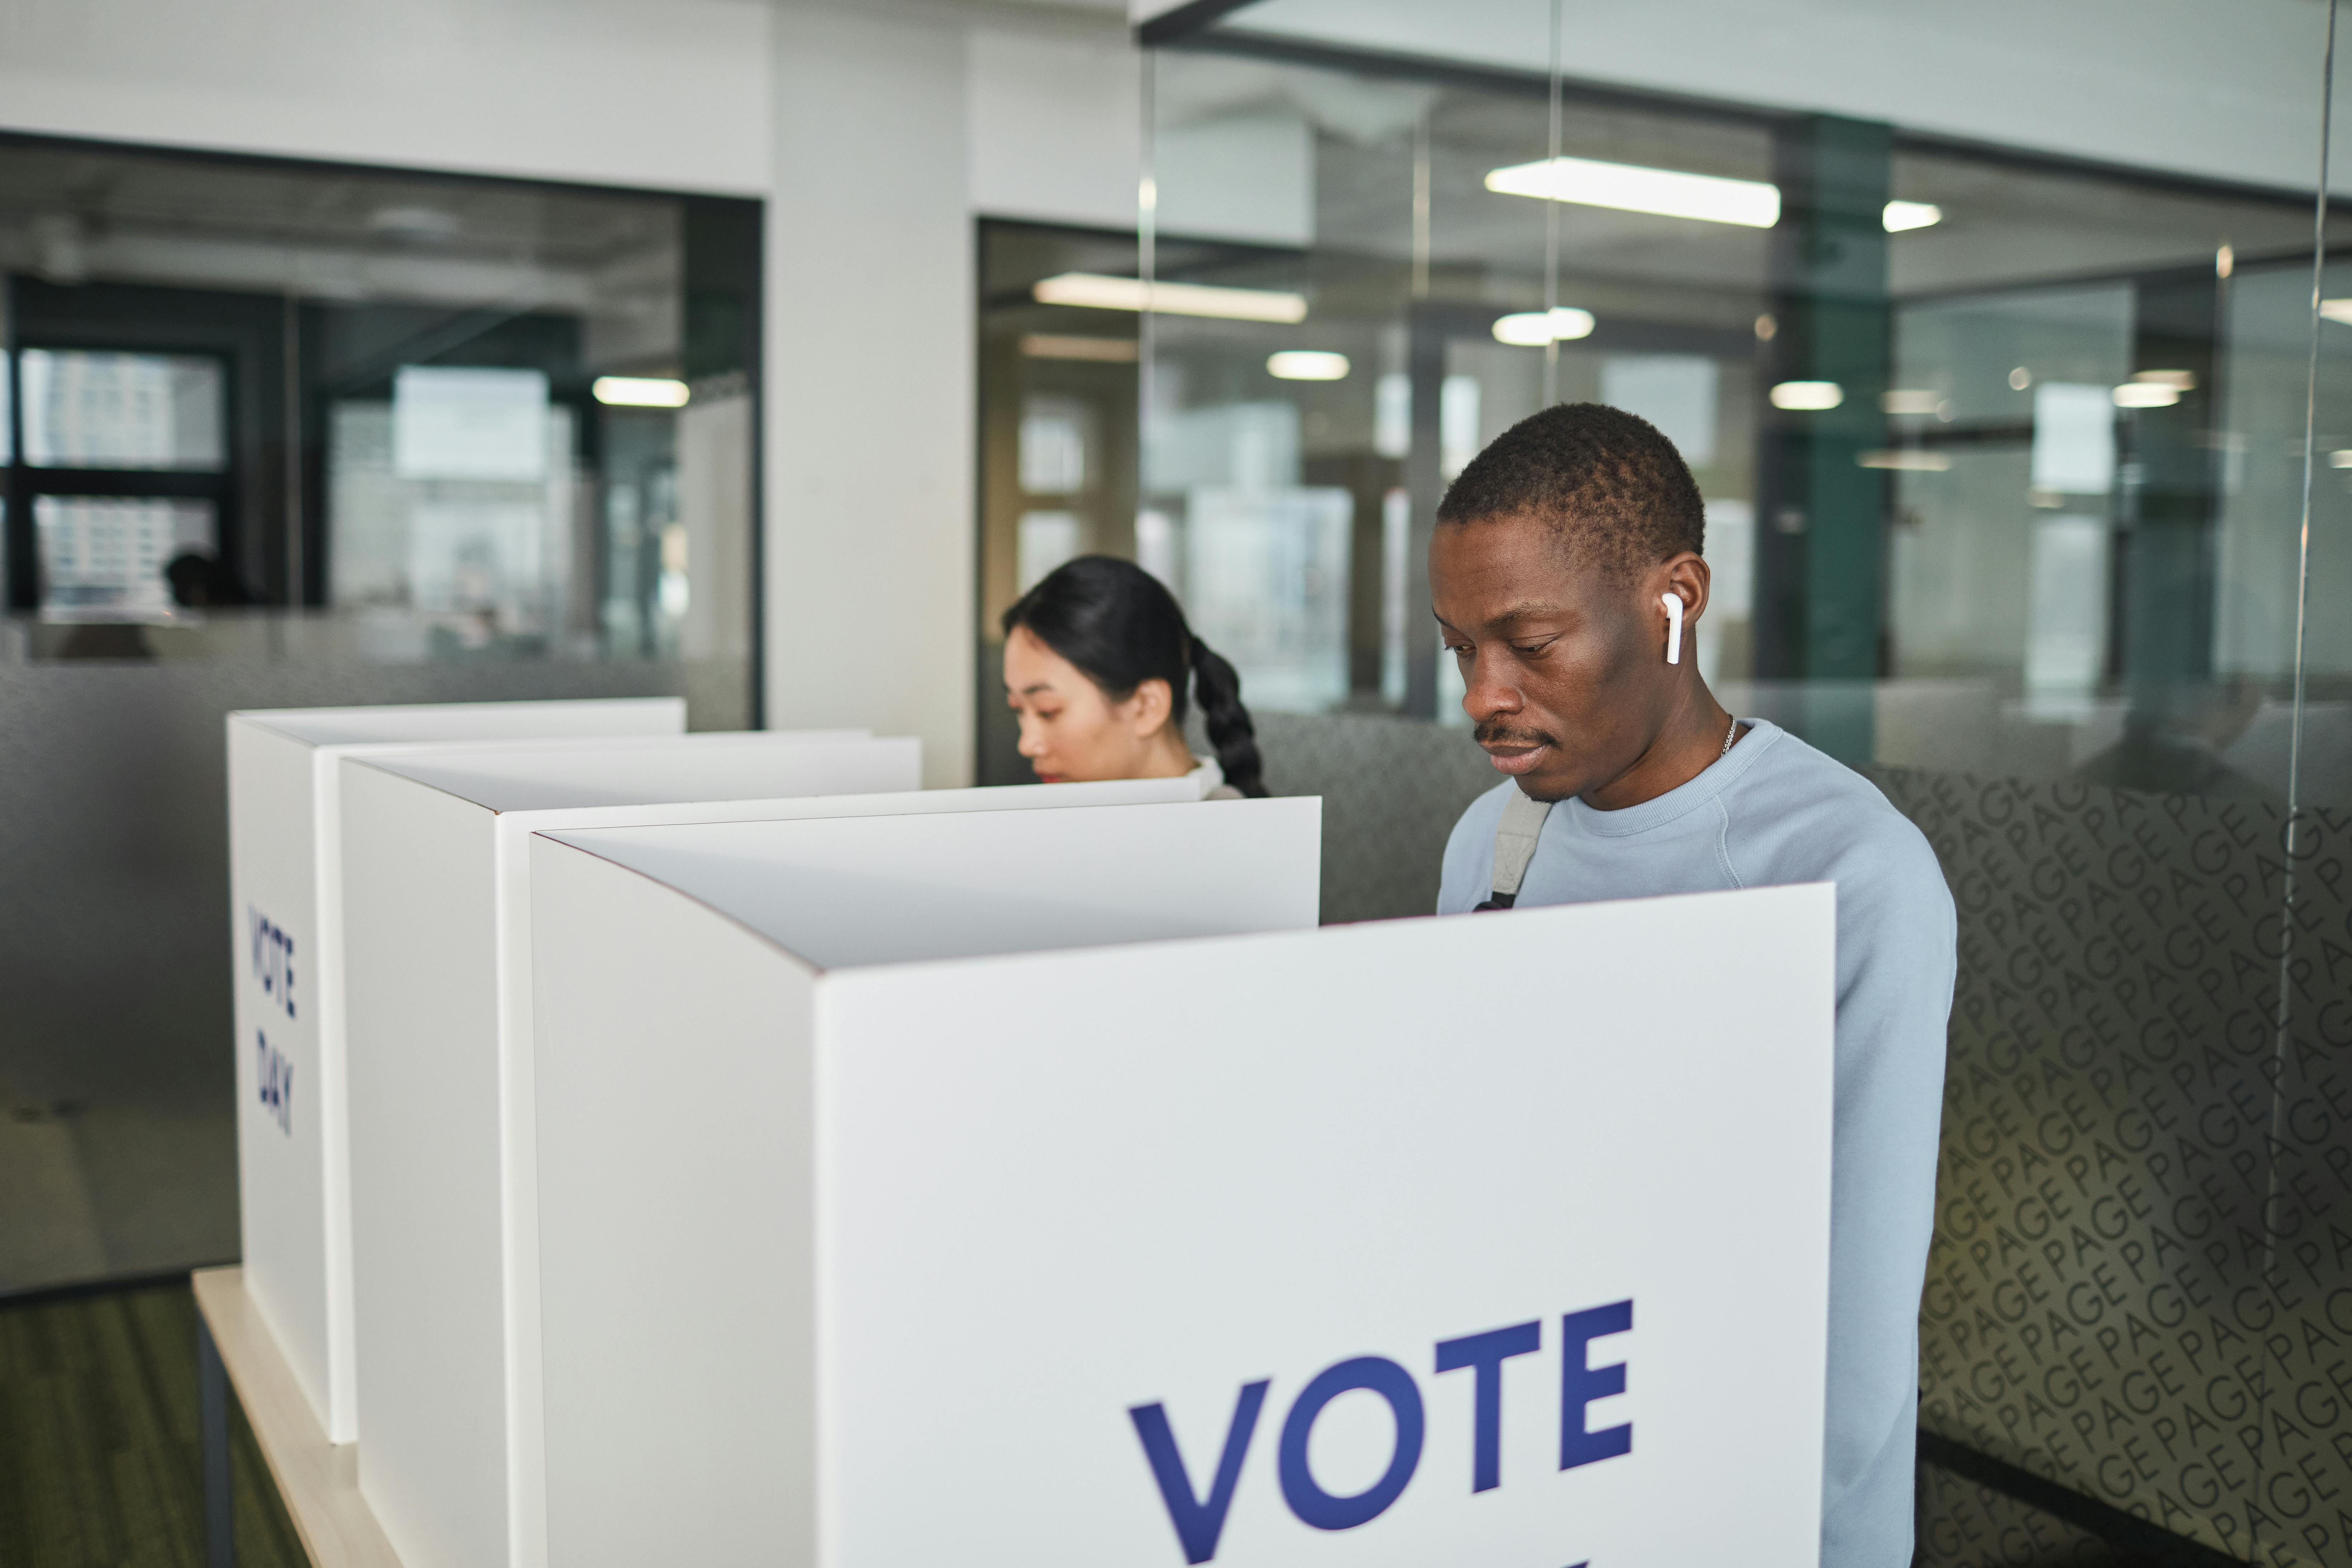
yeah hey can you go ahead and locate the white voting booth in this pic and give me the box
[335,744,1213,1568]
[526,808,1837,1568]
[225,697,688,1445]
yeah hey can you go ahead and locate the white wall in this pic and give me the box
[968,24,1142,232]
[0,0,771,194]
[1219,0,2337,198]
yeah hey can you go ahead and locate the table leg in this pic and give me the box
[198,1309,234,1568]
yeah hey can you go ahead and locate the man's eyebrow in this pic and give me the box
[1430,600,1567,632]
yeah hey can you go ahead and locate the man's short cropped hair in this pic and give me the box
[1436,402,1705,579]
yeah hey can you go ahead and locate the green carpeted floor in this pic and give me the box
[0,1282,303,1568]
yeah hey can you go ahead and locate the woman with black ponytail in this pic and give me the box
[1001,555,1268,799]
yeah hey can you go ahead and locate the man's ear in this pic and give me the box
[1660,552,1712,623]
[1127,676,1175,736]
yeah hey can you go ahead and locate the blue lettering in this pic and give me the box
[1128,1381,1267,1565]
[256,1030,293,1136]
[1434,1319,1541,1492]
[248,906,297,1021]
[1559,1301,1634,1471]
[1277,1356,1424,1531]
[1131,1297,1631,1557]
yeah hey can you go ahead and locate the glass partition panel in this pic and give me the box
[976,220,1145,783]
[1104,3,2351,1561]
[0,137,760,1296]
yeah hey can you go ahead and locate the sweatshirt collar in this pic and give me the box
[1558,718,1785,837]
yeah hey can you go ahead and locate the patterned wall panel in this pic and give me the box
[1915,1460,2127,1568]
[1879,768,2352,1568]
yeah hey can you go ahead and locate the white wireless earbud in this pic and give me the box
[1662,593,1683,665]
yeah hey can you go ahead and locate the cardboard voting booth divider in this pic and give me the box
[225,697,690,1444]
[528,809,1836,1568]
[336,746,1214,1568]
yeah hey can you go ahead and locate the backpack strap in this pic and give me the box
[1472,790,1555,911]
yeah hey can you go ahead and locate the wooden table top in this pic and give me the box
[191,1267,404,1568]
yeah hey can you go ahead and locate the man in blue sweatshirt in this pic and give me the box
[1431,402,1956,1568]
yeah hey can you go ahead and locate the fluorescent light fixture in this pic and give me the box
[1267,351,1350,381]
[2112,382,2180,409]
[1881,389,1942,415]
[2132,368,2197,391]
[1492,307,1597,346]
[1769,380,1844,411]
[1020,333,1138,362]
[1032,273,1307,323]
[1858,449,1953,471]
[1882,201,1942,233]
[2322,299,2352,326]
[1485,156,1780,228]
[593,376,689,408]
[2330,450,2352,469]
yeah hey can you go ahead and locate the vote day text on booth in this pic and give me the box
[226,698,690,1444]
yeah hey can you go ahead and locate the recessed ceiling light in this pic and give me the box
[1882,201,1942,233]
[593,376,690,408]
[1492,307,1596,346]
[1859,450,1953,471]
[2112,382,2180,409]
[1020,334,1138,362]
[1267,351,1350,381]
[2322,299,2352,325]
[1485,156,1780,227]
[1032,274,1307,323]
[1770,381,1844,411]
[2133,369,2197,390]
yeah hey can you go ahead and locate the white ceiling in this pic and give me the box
[1173,0,2337,198]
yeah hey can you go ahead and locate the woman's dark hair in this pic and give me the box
[1001,555,1267,797]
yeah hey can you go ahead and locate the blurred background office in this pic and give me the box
[0,1,2344,1564]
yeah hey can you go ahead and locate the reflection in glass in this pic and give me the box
[329,398,579,654]
[20,349,224,470]
[34,495,212,617]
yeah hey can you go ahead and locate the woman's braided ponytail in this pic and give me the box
[1187,635,1266,797]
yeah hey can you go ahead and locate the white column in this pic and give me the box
[766,3,975,785]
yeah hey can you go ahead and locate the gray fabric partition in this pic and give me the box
[1245,711,1501,925]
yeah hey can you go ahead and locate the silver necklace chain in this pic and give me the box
[1720,715,1739,759]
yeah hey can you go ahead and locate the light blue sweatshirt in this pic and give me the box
[1437,718,1956,1568]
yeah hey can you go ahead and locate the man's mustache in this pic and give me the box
[1475,719,1558,750]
